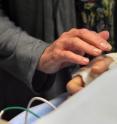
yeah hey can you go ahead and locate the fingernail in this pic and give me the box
[108,44,112,50]
[100,42,112,50]
[94,48,102,54]
[83,58,89,63]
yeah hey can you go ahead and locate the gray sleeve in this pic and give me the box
[0,6,51,90]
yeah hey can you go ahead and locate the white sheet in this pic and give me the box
[35,66,117,124]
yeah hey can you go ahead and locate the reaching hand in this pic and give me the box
[38,28,112,74]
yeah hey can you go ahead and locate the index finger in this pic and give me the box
[91,56,113,75]
[68,28,112,51]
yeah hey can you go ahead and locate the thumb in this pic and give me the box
[98,31,109,40]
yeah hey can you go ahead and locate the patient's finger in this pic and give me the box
[66,76,84,95]
[91,56,113,75]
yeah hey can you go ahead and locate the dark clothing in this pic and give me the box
[0,0,76,119]
[76,0,117,52]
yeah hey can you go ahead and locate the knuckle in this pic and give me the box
[61,32,68,37]
[53,40,60,46]
[91,30,97,34]
[70,38,75,46]
[53,49,62,59]
[79,28,88,35]
[60,37,70,46]
[69,37,79,48]
[70,28,78,33]
[53,39,64,48]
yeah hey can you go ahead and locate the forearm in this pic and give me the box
[0,7,54,91]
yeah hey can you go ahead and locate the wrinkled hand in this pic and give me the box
[38,28,112,74]
[66,56,113,95]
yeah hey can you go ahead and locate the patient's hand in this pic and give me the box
[66,55,113,95]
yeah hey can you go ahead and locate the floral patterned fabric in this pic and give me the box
[76,0,116,51]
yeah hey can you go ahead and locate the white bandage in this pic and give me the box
[106,53,117,69]
[72,67,94,86]
[72,53,117,86]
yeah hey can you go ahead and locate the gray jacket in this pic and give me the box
[0,0,76,119]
